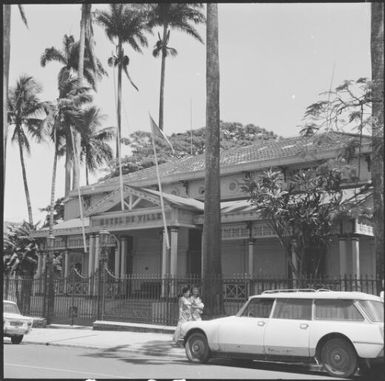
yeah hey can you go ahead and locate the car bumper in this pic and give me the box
[4,325,31,336]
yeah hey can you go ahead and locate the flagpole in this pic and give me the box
[149,116,170,250]
[70,127,87,253]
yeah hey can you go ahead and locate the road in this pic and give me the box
[4,342,341,379]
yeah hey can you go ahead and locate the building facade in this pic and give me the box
[32,132,375,285]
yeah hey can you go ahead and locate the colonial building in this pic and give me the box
[32,132,375,283]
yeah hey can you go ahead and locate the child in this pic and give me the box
[191,286,204,321]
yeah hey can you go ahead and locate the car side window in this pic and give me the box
[272,298,312,320]
[314,299,364,321]
[241,298,275,318]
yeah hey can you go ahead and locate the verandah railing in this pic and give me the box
[3,272,382,326]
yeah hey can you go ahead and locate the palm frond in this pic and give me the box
[18,5,28,28]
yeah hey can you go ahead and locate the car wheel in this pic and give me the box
[11,335,24,344]
[320,338,357,378]
[185,332,210,363]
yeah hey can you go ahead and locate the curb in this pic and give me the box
[93,320,175,334]
[48,324,92,330]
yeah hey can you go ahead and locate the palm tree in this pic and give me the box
[96,4,151,158]
[7,75,48,225]
[201,4,224,317]
[3,5,28,192]
[41,34,104,195]
[78,106,114,185]
[371,3,384,281]
[148,4,205,131]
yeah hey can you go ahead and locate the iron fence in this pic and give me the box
[3,271,382,326]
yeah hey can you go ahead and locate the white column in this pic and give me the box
[248,239,254,277]
[170,228,178,297]
[64,251,69,278]
[352,237,360,276]
[170,228,178,277]
[339,237,347,276]
[161,229,169,298]
[120,238,127,278]
[94,234,100,272]
[88,235,95,277]
[35,253,43,279]
[114,241,120,277]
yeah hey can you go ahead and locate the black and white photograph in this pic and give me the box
[3,2,384,380]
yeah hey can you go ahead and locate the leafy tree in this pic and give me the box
[105,122,278,178]
[39,197,65,228]
[371,3,384,280]
[148,3,205,131]
[3,221,39,314]
[7,75,49,225]
[202,3,224,317]
[243,163,344,278]
[96,4,151,158]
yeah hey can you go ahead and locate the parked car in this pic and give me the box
[3,300,33,344]
[179,289,384,378]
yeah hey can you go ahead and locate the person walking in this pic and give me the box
[173,286,192,344]
[191,286,204,321]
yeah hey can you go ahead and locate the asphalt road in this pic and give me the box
[4,342,340,379]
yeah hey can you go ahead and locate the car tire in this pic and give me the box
[11,335,24,344]
[185,332,210,363]
[320,338,357,378]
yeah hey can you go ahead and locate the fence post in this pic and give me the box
[5,275,9,300]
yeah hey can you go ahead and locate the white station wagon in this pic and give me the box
[3,300,33,344]
[180,290,384,378]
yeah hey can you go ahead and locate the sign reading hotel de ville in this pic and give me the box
[90,210,171,230]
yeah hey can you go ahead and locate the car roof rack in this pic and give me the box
[262,288,331,294]
[262,288,316,294]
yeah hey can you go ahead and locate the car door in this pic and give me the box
[263,298,312,357]
[217,297,275,354]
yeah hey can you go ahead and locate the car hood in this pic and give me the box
[182,315,238,331]
[4,312,31,322]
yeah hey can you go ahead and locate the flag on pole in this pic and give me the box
[149,113,170,250]
[149,115,174,154]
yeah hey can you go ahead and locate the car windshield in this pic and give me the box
[3,302,20,315]
[358,300,384,322]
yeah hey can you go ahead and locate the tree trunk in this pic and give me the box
[3,5,11,193]
[20,273,33,315]
[201,3,224,318]
[371,3,384,281]
[158,23,168,131]
[65,137,72,196]
[49,145,58,237]
[18,132,33,225]
[116,40,123,159]
[72,4,87,191]
[85,164,89,186]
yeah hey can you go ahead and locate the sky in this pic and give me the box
[4,3,372,224]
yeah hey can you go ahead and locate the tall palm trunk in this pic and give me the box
[201,3,224,318]
[3,5,11,192]
[17,131,33,225]
[65,140,72,196]
[85,164,89,186]
[116,40,123,158]
[158,23,168,131]
[371,2,384,281]
[73,4,88,191]
[49,145,58,237]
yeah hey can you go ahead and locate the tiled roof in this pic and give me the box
[93,132,372,190]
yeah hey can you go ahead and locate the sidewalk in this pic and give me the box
[21,326,186,359]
